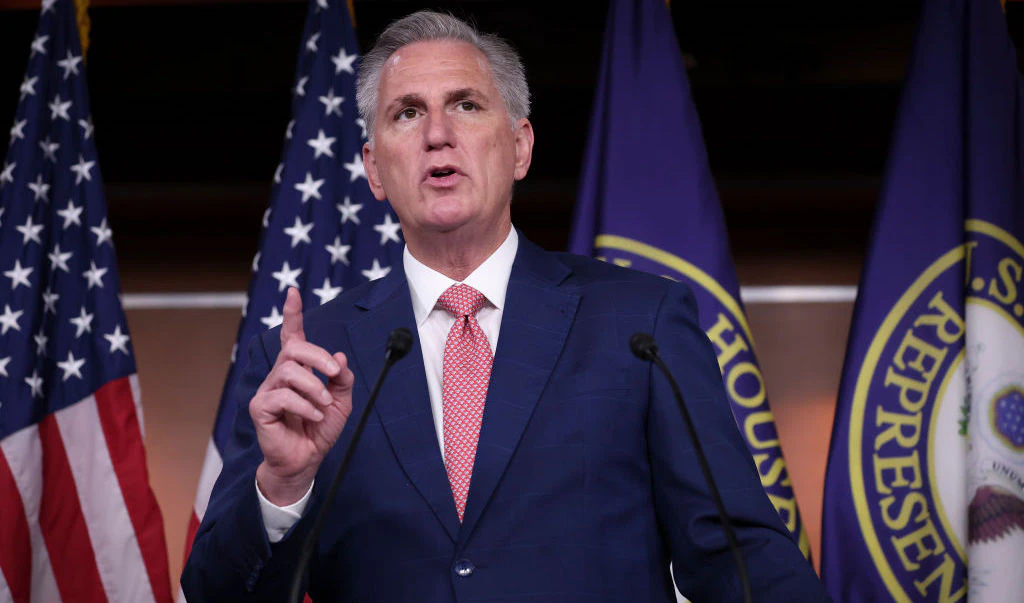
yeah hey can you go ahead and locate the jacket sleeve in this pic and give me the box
[645,282,830,602]
[180,333,319,602]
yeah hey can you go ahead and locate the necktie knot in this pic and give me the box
[437,283,488,318]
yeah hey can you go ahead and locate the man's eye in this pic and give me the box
[457,101,477,111]
[396,108,418,120]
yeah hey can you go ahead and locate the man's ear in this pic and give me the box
[512,118,535,181]
[363,142,388,201]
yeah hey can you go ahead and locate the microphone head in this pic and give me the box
[629,332,658,361]
[386,327,414,360]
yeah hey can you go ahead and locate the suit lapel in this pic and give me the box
[457,237,580,547]
[346,267,461,542]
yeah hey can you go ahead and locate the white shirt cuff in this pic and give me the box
[256,478,314,543]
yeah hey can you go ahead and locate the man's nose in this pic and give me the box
[423,110,456,150]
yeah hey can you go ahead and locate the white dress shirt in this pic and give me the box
[258,228,519,542]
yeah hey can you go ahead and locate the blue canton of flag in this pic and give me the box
[0,1,171,602]
[180,0,403,586]
[568,0,812,565]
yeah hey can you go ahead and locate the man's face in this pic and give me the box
[363,40,534,240]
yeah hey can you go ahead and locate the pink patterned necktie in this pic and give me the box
[437,283,494,522]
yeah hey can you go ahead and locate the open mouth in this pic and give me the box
[430,168,456,178]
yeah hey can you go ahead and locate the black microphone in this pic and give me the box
[630,332,753,603]
[288,327,413,603]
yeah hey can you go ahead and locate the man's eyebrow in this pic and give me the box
[445,88,485,104]
[387,93,424,112]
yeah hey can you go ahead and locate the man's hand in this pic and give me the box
[251,287,355,506]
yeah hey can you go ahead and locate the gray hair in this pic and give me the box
[356,10,530,143]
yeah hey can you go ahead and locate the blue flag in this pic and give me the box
[569,0,811,559]
[0,1,171,601]
[181,0,403,582]
[821,0,1024,600]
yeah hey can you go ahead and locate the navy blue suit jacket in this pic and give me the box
[182,235,828,602]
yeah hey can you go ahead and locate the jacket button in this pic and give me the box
[453,559,475,577]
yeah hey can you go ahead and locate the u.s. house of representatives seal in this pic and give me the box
[847,219,1024,603]
[592,234,812,559]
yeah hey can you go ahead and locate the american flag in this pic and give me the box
[0,1,173,602]
[179,0,402,596]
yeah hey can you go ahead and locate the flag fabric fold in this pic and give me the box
[569,0,811,560]
[822,0,1024,600]
[0,1,172,602]
[179,0,402,597]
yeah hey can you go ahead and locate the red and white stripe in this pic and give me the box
[0,375,172,603]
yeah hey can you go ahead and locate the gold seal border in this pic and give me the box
[850,219,1024,600]
[594,233,812,558]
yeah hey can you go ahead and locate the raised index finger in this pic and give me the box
[280,287,306,346]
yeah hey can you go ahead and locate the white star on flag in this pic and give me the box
[83,260,108,289]
[306,32,321,53]
[355,118,367,140]
[70,306,95,337]
[294,77,308,98]
[56,351,86,381]
[42,288,59,314]
[25,370,44,398]
[307,130,336,159]
[373,213,402,245]
[319,88,344,117]
[0,305,24,334]
[286,119,296,140]
[283,216,314,248]
[27,175,50,202]
[260,306,284,330]
[273,163,284,184]
[79,116,94,139]
[263,208,272,228]
[271,261,302,292]
[57,50,82,79]
[39,137,60,162]
[5,260,33,290]
[252,251,261,273]
[0,161,14,187]
[0,356,10,377]
[48,244,73,272]
[58,200,84,228]
[41,0,56,13]
[19,76,38,100]
[294,172,325,202]
[49,94,72,121]
[91,218,113,247]
[361,259,391,281]
[34,331,48,355]
[313,278,343,305]
[332,47,357,74]
[325,236,351,265]
[30,35,48,57]
[343,153,366,182]
[104,325,131,355]
[70,155,96,184]
[316,0,328,9]
[16,215,44,244]
[9,119,27,142]
[337,196,362,224]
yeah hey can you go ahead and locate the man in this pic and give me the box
[182,11,828,602]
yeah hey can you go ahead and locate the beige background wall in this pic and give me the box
[129,299,854,589]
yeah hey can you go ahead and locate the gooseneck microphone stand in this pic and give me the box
[287,328,414,603]
[630,332,753,603]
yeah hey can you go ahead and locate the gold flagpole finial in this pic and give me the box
[74,0,91,60]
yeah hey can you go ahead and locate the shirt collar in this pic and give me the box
[404,227,519,327]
